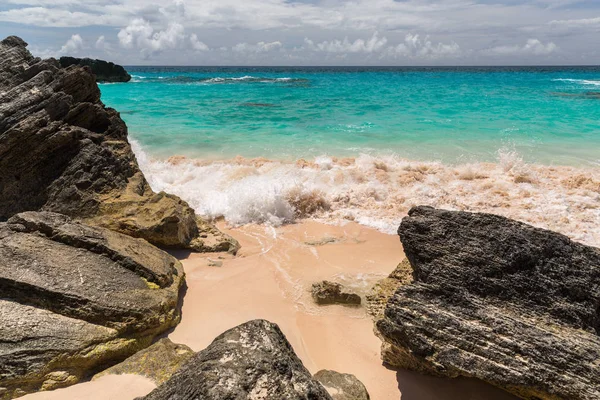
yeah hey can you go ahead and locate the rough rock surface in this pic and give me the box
[59,56,131,83]
[313,370,370,400]
[0,211,185,399]
[139,320,332,400]
[93,338,194,385]
[365,259,412,319]
[311,281,361,306]
[0,36,238,253]
[377,206,600,400]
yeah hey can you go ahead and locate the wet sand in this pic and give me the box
[23,220,518,400]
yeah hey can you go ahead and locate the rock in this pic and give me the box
[312,281,362,306]
[93,339,194,385]
[0,211,185,399]
[0,36,238,253]
[59,56,131,83]
[139,319,332,400]
[365,259,412,319]
[377,206,600,400]
[313,370,370,400]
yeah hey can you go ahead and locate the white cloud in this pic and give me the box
[189,34,208,51]
[484,38,557,56]
[387,33,461,58]
[59,34,84,55]
[549,17,600,27]
[118,18,185,57]
[232,41,282,53]
[304,32,387,53]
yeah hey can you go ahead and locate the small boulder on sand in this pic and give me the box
[311,281,361,306]
[314,370,370,400]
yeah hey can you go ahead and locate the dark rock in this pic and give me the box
[59,56,131,83]
[377,206,600,400]
[93,338,194,385]
[313,370,370,400]
[0,211,185,399]
[139,319,332,400]
[312,281,361,306]
[0,36,238,253]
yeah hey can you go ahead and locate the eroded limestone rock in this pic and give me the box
[139,320,332,400]
[0,212,185,399]
[377,206,600,400]
[312,281,361,306]
[313,370,370,400]
[0,36,238,253]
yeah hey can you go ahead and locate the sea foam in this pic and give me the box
[131,140,600,246]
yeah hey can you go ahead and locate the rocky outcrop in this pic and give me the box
[312,281,361,306]
[93,339,194,385]
[140,320,332,400]
[0,211,185,399]
[313,370,370,400]
[377,206,600,400]
[0,36,238,253]
[59,56,131,83]
[365,259,412,319]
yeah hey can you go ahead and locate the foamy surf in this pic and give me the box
[131,140,600,246]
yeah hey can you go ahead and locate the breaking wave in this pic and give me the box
[131,141,600,246]
[553,78,600,86]
[129,75,308,85]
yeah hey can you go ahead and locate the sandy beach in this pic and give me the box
[23,220,518,400]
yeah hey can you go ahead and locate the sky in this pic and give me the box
[1,0,599,66]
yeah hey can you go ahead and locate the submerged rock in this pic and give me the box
[377,206,600,400]
[313,370,370,400]
[312,281,362,306]
[139,319,332,400]
[59,56,131,83]
[0,211,185,399]
[0,36,238,253]
[93,339,194,385]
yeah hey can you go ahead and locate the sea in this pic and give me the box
[99,66,600,244]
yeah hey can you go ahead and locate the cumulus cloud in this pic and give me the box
[189,34,208,51]
[304,32,387,54]
[484,39,557,56]
[387,33,461,58]
[232,41,282,53]
[118,18,186,57]
[59,34,84,55]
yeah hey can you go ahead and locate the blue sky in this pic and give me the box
[1,0,599,65]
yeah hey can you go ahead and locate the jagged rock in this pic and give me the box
[377,206,600,400]
[139,320,332,400]
[313,370,370,400]
[93,338,194,385]
[312,281,361,306]
[59,56,131,83]
[365,259,412,319]
[0,36,238,253]
[0,211,185,399]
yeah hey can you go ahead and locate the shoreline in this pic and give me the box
[132,143,600,247]
[21,220,518,400]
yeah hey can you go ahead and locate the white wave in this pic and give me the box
[553,78,600,86]
[130,140,600,246]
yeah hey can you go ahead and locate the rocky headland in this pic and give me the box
[59,56,131,83]
[0,36,237,253]
[377,206,600,400]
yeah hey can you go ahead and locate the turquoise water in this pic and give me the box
[100,67,600,165]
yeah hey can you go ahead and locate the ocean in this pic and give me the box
[99,66,600,244]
